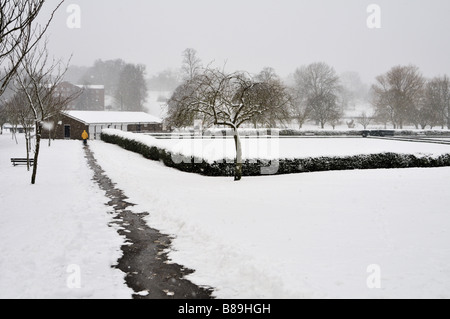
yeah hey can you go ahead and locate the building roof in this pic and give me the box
[75,85,105,90]
[65,111,162,125]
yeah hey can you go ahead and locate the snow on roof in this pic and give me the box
[65,111,162,124]
[75,85,105,90]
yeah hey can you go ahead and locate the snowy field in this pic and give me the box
[158,136,450,162]
[104,129,450,162]
[2,132,450,299]
[90,139,450,299]
[0,134,132,299]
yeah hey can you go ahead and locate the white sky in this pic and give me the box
[38,0,450,83]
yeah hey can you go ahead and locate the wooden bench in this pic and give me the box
[11,158,34,167]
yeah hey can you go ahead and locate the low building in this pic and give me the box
[42,111,163,140]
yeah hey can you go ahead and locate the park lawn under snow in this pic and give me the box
[103,129,450,162]
[0,134,132,299]
[90,139,450,299]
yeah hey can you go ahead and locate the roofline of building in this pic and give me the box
[62,111,163,125]
[62,112,89,125]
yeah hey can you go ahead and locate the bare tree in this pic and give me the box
[115,63,148,111]
[14,42,76,185]
[0,0,64,96]
[290,94,309,129]
[2,92,34,169]
[294,62,342,129]
[410,92,439,129]
[424,76,450,129]
[166,81,199,129]
[329,107,344,130]
[358,111,373,129]
[372,92,394,129]
[181,48,202,81]
[289,84,310,129]
[358,112,372,129]
[339,72,370,105]
[167,67,290,181]
[372,65,425,129]
[81,59,126,96]
[250,67,291,128]
[0,102,7,134]
[148,68,181,92]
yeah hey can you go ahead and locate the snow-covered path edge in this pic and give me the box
[0,135,133,299]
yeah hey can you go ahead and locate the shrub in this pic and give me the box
[101,132,450,177]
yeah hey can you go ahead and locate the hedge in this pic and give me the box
[101,132,450,177]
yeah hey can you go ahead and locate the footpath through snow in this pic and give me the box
[83,144,212,299]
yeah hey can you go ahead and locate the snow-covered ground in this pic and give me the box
[90,139,450,299]
[0,134,132,299]
[160,136,450,162]
[103,129,450,162]
[2,132,450,299]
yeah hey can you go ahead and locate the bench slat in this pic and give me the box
[11,158,35,166]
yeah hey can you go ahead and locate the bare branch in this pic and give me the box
[0,0,64,96]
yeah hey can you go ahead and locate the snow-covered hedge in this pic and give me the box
[101,129,450,177]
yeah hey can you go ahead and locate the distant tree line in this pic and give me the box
[147,69,181,92]
[166,49,450,132]
[66,59,148,112]
[167,49,357,132]
[372,65,450,129]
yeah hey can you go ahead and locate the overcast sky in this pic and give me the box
[38,0,450,83]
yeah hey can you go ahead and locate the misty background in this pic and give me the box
[36,0,450,117]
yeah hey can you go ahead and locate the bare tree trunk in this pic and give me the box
[12,126,18,144]
[24,128,31,171]
[31,123,41,185]
[233,128,243,181]
[48,127,52,147]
